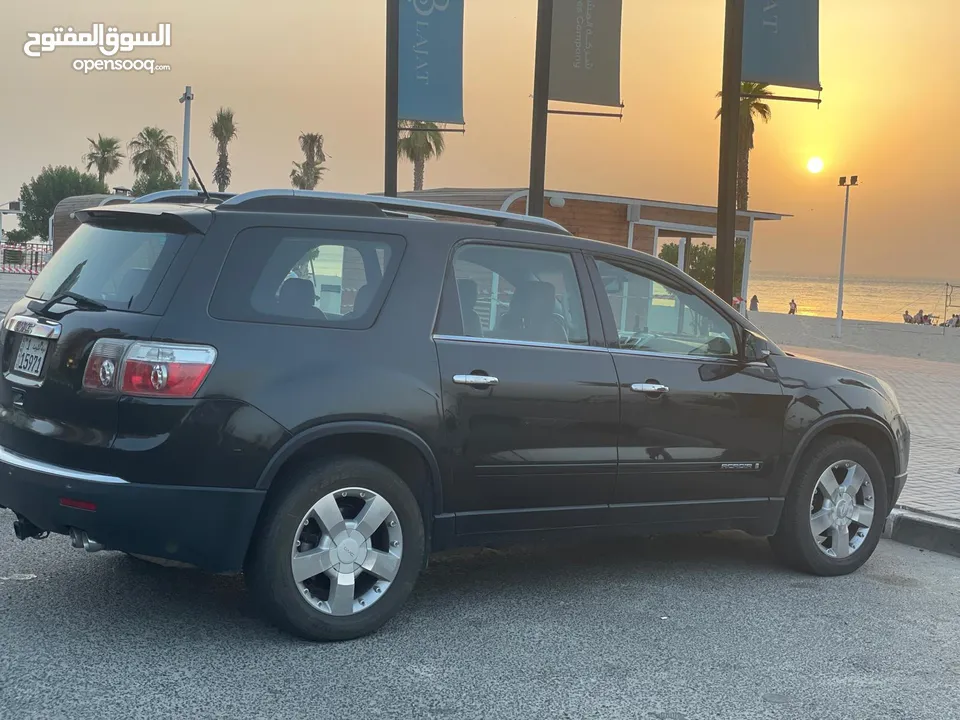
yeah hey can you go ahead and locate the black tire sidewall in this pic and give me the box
[247,456,425,641]
[774,438,889,576]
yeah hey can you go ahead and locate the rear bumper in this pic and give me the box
[0,444,264,572]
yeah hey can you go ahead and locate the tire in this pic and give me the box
[245,456,425,642]
[770,437,888,576]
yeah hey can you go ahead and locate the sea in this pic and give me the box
[745,274,957,323]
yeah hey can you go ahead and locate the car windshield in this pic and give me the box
[26,224,185,313]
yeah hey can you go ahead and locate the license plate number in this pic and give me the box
[14,336,49,377]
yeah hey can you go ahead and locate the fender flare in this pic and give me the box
[255,421,443,513]
[779,413,900,497]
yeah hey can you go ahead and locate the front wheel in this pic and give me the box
[246,456,425,641]
[770,437,888,576]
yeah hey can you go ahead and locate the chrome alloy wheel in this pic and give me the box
[291,487,403,616]
[809,460,876,559]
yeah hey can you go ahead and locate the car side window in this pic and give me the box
[450,244,588,346]
[594,258,738,358]
[209,228,402,328]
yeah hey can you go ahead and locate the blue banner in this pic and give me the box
[398,0,465,124]
[742,0,821,91]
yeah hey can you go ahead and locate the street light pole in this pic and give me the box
[179,86,194,190]
[836,175,858,338]
[527,0,554,218]
[384,0,400,197]
[714,0,746,306]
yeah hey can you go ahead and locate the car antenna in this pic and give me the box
[187,157,211,202]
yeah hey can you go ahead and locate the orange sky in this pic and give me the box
[1,0,957,279]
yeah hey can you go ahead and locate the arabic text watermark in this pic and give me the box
[24,23,172,58]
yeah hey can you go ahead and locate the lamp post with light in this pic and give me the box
[836,175,859,338]
[179,86,194,190]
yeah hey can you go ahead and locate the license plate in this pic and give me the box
[13,336,49,377]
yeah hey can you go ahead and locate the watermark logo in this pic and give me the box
[24,23,172,75]
[72,58,170,75]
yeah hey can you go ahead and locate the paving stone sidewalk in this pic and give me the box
[785,346,960,522]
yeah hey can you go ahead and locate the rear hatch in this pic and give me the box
[0,209,203,474]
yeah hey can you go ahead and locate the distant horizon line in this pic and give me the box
[750,271,953,285]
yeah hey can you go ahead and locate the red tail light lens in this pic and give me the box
[82,340,217,398]
[119,342,217,398]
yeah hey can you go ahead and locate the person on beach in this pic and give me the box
[788,299,797,315]
[915,309,925,324]
[750,295,759,312]
[903,310,914,323]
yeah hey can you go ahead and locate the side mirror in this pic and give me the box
[743,331,772,363]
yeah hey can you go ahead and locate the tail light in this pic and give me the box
[82,340,217,398]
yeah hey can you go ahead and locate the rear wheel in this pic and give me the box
[245,456,424,641]
[770,437,888,576]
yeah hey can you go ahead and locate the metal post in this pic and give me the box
[48,215,54,247]
[836,183,851,338]
[385,0,400,197]
[740,219,754,316]
[179,86,194,190]
[944,283,949,337]
[527,0,554,218]
[714,0,745,305]
[621,222,635,330]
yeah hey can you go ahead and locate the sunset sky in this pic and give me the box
[1,0,957,279]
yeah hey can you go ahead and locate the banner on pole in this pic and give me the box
[398,0,465,124]
[742,0,821,91]
[548,0,623,107]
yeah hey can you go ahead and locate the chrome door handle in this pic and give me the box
[631,383,669,394]
[453,374,499,387]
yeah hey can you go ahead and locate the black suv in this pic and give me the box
[0,189,910,641]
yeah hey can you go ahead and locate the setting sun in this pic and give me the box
[807,157,825,174]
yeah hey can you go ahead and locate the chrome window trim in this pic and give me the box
[433,334,607,353]
[3,315,62,340]
[0,444,128,484]
[609,347,740,365]
[432,333,739,364]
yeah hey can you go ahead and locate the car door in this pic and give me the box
[585,253,789,531]
[433,240,620,539]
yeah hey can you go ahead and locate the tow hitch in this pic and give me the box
[13,515,48,541]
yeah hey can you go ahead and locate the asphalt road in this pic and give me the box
[1,512,959,720]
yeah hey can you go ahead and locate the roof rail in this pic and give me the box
[217,189,571,235]
[131,190,234,205]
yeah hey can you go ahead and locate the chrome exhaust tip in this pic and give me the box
[82,535,104,553]
[70,528,104,553]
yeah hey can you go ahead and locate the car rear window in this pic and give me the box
[209,227,404,328]
[26,224,185,313]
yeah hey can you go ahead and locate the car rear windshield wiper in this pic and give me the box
[28,291,108,318]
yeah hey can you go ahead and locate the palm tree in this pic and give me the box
[83,135,124,184]
[715,81,773,210]
[290,133,327,190]
[210,108,238,192]
[397,121,445,191]
[128,127,178,177]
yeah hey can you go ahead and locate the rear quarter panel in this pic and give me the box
[151,213,448,493]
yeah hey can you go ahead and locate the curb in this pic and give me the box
[883,507,960,558]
